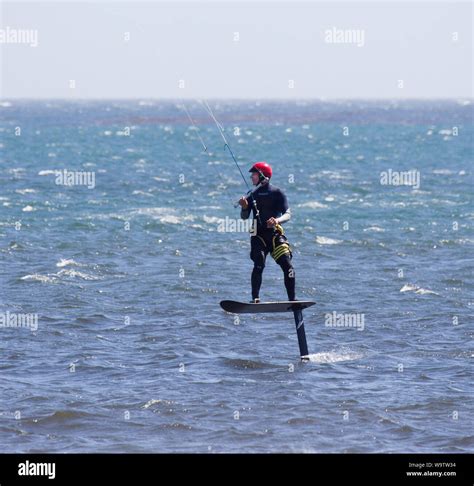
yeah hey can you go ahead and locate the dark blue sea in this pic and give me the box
[0,99,472,452]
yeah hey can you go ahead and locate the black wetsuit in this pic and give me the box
[241,183,296,301]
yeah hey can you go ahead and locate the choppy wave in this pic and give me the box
[38,170,57,176]
[21,268,100,283]
[400,284,438,295]
[307,350,365,363]
[222,358,272,369]
[15,188,36,195]
[56,269,101,280]
[56,259,83,268]
[315,236,343,245]
[132,207,195,224]
[20,273,58,284]
[298,201,328,209]
[310,170,352,180]
[202,215,223,224]
[363,226,385,232]
[31,410,95,424]
[142,399,175,409]
[132,190,153,197]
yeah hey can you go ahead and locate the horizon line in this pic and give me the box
[1,97,472,102]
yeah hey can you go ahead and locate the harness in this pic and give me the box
[271,224,292,261]
[251,223,292,261]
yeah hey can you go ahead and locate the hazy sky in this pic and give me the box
[0,1,472,99]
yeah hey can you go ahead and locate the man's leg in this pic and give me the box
[250,236,267,300]
[276,254,296,301]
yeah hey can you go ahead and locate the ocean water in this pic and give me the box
[0,99,472,453]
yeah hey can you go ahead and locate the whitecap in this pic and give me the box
[132,207,195,224]
[203,215,223,224]
[38,170,57,176]
[400,284,418,292]
[415,288,438,295]
[142,398,173,409]
[159,215,181,224]
[133,207,170,216]
[400,284,438,295]
[315,170,352,180]
[56,258,82,268]
[363,226,384,232]
[15,189,36,195]
[440,237,474,246]
[57,269,100,280]
[22,205,35,212]
[21,274,57,283]
[315,236,342,245]
[306,351,364,363]
[432,169,454,175]
[298,201,328,209]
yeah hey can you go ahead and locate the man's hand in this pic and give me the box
[239,197,248,209]
[266,217,278,228]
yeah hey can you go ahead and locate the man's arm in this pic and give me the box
[276,207,291,224]
[276,190,291,224]
[239,196,251,219]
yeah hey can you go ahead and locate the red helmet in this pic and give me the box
[249,161,272,180]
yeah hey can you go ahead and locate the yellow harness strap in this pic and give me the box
[271,224,291,261]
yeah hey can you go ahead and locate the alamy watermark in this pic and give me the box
[18,461,55,480]
[325,311,365,331]
[0,311,38,332]
[55,169,96,189]
[217,217,257,235]
[380,169,420,189]
[324,27,365,47]
[0,27,38,47]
